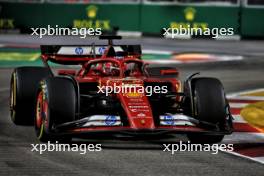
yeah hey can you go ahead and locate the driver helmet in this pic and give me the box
[102,62,119,76]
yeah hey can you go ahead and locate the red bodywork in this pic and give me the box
[40,44,231,136]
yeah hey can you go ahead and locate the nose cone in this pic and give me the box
[119,93,155,129]
[129,116,155,129]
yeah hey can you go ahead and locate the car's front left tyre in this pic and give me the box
[35,77,76,142]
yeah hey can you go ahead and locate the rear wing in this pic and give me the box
[40,45,142,64]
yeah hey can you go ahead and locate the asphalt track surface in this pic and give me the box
[0,35,264,176]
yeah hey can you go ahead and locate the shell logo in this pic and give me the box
[184,7,196,21]
[86,5,98,19]
[125,92,143,98]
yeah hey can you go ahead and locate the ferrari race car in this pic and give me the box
[10,36,233,143]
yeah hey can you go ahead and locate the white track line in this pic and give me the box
[147,60,182,64]
[228,96,264,101]
[232,115,247,123]
[227,88,264,98]
[142,49,172,55]
[229,103,248,108]
[255,157,264,163]
[223,150,264,164]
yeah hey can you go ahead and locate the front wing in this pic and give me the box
[52,114,233,136]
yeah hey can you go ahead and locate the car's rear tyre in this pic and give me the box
[35,77,76,142]
[187,77,227,143]
[10,67,51,125]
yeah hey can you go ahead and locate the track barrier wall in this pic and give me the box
[0,2,263,38]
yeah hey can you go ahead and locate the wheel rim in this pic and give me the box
[36,90,48,139]
[36,91,43,129]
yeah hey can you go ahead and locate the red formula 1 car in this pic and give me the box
[10,36,233,143]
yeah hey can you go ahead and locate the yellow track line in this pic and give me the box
[0,52,40,61]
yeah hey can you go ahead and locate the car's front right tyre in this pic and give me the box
[187,77,228,144]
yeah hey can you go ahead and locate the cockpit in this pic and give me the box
[86,60,144,77]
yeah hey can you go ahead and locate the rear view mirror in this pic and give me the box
[160,69,179,76]
[58,70,76,76]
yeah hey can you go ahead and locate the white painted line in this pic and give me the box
[215,35,241,41]
[228,96,264,101]
[142,49,172,55]
[254,157,264,163]
[232,115,247,123]
[217,55,243,61]
[227,88,264,98]
[252,133,264,138]
[229,103,248,108]
[147,60,182,64]
[117,31,142,37]
[233,132,264,138]
[223,150,264,164]
[164,33,191,40]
